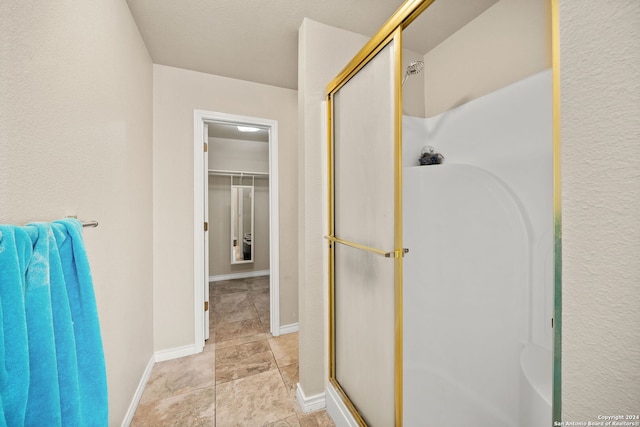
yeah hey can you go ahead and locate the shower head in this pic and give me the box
[406,60,424,75]
[402,60,424,86]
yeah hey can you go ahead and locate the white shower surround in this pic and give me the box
[403,70,553,426]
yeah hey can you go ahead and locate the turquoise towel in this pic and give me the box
[0,219,107,426]
[54,219,108,425]
[0,226,32,427]
[23,223,64,426]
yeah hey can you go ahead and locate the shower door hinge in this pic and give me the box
[204,222,209,231]
[204,301,209,311]
[203,143,208,152]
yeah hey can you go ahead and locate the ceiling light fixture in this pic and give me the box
[237,126,260,132]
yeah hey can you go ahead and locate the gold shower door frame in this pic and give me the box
[326,30,403,427]
[325,1,436,425]
[326,0,562,425]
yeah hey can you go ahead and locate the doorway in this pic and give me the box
[194,110,280,349]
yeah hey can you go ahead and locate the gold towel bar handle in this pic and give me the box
[324,236,408,258]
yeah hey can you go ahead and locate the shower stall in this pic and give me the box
[402,69,553,427]
[325,0,559,426]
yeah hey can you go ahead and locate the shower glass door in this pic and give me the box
[327,30,403,426]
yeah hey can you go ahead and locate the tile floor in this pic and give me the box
[131,276,335,427]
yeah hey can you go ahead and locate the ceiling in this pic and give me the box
[126,0,498,90]
[208,122,269,142]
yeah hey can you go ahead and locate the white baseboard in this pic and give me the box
[209,270,270,282]
[121,356,155,427]
[279,322,299,335]
[326,383,359,427]
[154,344,201,362]
[296,383,326,413]
[122,344,203,425]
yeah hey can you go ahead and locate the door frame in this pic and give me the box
[194,109,280,348]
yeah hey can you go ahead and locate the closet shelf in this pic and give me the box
[208,169,269,178]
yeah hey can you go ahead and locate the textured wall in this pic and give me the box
[298,18,370,398]
[0,1,153,424]
[560,0,640,419]
[153,64,299,351]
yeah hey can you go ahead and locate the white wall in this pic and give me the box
[298,18,370,400]
[209,137,269,173]
[153,65,299,351]
[423,0,551,117]
[559,0,640,419]
[0,1,153,424]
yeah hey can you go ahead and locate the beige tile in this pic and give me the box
[215,332,272,350]
[203,336,215,353]
[213,293,259,324]
[211,280,249,295]
[208,315,216,342]
[133,277,324,426]
[250,290,271,306]
[278,363,299,401]
[266,415,300,427]
[251,285,270,295]
[247,276,270,292]
[256,303,271,319]
[259,314,272,332]
[212,290,252,309]
[255,304,271,324]
[215,317,267,343]
[139,351,214,404]
[215,339,277,384]
[214,309,259,324]
[298,410,336,427]
[269,332,299,368]
[131,386,215,427]
[253,293,271,325]
[216,369,296,426]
